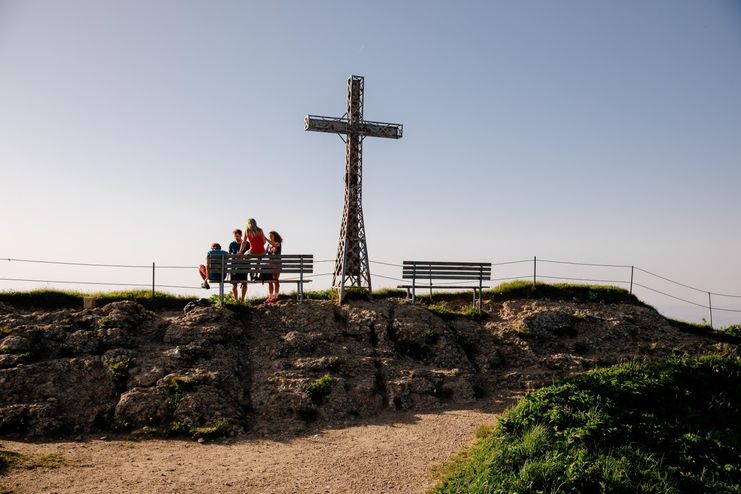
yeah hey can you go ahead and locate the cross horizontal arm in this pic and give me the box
[305,115,403,139]
[304,115,350,135]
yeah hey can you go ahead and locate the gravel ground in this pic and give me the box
[0,396,517,494]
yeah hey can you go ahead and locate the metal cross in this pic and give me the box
[305,75,403,301]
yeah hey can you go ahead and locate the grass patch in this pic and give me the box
[667,317,713,334]
[189,420,228,439]
[718,324,741,341]
[667,320,741,343]
[326,356,341,371]
[0,450,65,470]
[430,354,741,493]
[303,289,338,301]
[306,374,334,405]
[165,374,195,410]
[514,322,532,338]
[374,288,408,299]
[426,303,487,321]
[486,281,646,306]
[106,355,133,391]
[0,289,85,309]
[93,290,196,310]
[0,289,196,311]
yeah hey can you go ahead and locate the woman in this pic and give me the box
[239,218,266,282]
[240,218,266,255]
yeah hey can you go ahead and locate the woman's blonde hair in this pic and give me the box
[245,218,262,237]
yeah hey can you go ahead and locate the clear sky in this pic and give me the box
[1,0,740,325]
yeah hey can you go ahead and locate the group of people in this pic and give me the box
[198,218,283,303]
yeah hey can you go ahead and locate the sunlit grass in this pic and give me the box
[0,289,195,310]
[430,354,741,493]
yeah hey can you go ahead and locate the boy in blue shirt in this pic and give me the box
[229,229,249,302]
[198,242,229,289]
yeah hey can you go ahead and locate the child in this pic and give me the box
[264,231,283,303]
[198,242,228,289]
[229,229,249,302]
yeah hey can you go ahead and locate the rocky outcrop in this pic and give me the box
[0,297,733,439]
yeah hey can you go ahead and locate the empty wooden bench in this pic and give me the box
[207,254,313,305]
[397,261,491,309]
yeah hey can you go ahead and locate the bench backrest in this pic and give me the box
[207,254,314,275]
[402,261,491,281]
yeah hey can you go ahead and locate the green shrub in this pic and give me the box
[306,374,334,404]
[165,374,195,410]
[326,356,341,371]
[106,356,133,391]
[717,324,741,341]
[431,354,741,493]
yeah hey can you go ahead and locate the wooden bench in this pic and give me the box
[206,254,313,305]
[397,261,491,309]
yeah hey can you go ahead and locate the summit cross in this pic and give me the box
[305,75,403,300]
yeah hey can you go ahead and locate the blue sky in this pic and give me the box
[1,1,740,324]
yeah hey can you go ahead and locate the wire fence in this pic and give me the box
[2,255,740,327]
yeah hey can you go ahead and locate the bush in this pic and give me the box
[306,374,334,405]
[431,354,741,493]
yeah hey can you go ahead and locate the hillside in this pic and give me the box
[0,291,734,440]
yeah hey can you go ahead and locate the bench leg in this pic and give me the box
[474,288,482,310]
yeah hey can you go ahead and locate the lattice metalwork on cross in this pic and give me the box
[305,75,403,300]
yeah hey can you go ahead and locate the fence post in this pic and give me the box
[629,266,634,295]
[152,262,155,298]
[533,256,537,288]
[708,292,713,329]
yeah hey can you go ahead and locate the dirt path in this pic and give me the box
[1,397,517,494]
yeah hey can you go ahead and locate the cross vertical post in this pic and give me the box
[305,75,403,302]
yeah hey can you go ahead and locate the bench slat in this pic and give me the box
[403,267,491,274]
[398,285,489,289]
[403,261,491,267]
[401,274,491,281]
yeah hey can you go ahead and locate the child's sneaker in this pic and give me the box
[201,281,210,289]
